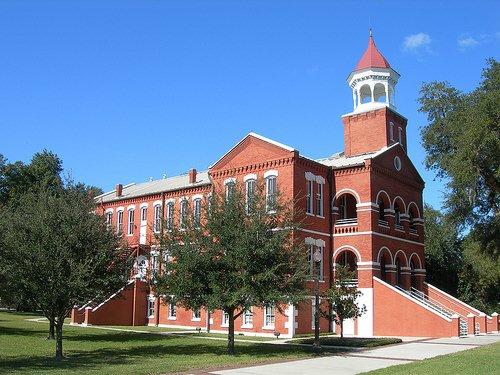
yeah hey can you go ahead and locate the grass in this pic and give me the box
[290,336,402,348]
[99,325,191,333]
[365,340,500,375]
[0,311,343,374]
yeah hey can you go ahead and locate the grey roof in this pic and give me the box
[96,170,211,203]
[316,143,399,169]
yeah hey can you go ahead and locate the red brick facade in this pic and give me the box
[71,35,498,338]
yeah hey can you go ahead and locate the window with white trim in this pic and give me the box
[141,206,147,221]
[222,311,229,326]
[266,176,277,212]
[193,198,201,228]
[243,308,253,326]
[166,202,174,230]
[193,309,201,320]
[168,302,176,318]
[316,182,324,216]
[147,298,155,318]
[306,180,314,214]
[105,212,113,229]
[245,179,256,214]
[307,244,324,281]
[389,121,394,141]
[127,209,134,235]
[153,205,161,233]
[264,304,275,328]
[180,200,188,229]
[117,210,123,236]
[225,180,235,200]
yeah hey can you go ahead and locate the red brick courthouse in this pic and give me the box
[71,35,499,338]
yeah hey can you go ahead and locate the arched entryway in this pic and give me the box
[336,249,358,284]
[377,247,392,283]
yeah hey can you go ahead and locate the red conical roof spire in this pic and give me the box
[355,30,390,71]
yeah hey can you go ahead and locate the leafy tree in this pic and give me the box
[423,204,461,295]
[419,59,499,312]
[418,59,499,254]
[1,185,132,358]
[320,266,366,338]
[155,182,308,355]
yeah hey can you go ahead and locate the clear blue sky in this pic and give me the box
[0,1,498,209]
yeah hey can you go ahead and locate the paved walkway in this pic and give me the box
[211,334,500,375]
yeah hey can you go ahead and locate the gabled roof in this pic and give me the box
[209,132,295,169]
[355,33,391,71]
[96,170,211,204]
[317,143,400,169]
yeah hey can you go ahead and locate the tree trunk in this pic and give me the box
[55,318,64,359]
[340,320,344,339]
[227,308,235,355]
[47,318,55,340]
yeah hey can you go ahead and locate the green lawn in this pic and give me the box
[289,336,402,348]
[365,341,500,375]
[0,311,342,374]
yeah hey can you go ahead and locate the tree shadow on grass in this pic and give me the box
[64,331,177,343]
[0,341,337,373]
[0,325,49,338]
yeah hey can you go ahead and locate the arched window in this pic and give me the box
[337,193,357,224]
[193,198,202,228]
[360,84,372,104]
[408,205,419,233]
[179,200,188,229]
[266,176,277,212]
[378,198,387,223]
[373,83,386,102]
[410,259,418,290]
[394,202,402,229]
[166,202,174,230]
[246,178,256,214]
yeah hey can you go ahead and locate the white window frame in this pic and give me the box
[168,301,177,320]
[179,199,188,229]
[192,309,201,321]
[116,210,124,236]
[389,121,395,141]
[166,201,174,230]
[306,179,314,214]
[306,240,324,281]
[224,178,236,200]
[147,297,155,318]
[263,304,275,329]
[127,208,135,236]
[140,206,147,222]
[265,175,277,213]
[153,204,161,233]
[193,198,202,228]
[105,211,113,228]
[316,182,324,217]
[242,308,253,328]
[222,311,229,327]
[245,178,256,214]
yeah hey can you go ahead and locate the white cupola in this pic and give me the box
[347,31,400,114]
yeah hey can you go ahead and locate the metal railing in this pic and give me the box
[336,218,357,226]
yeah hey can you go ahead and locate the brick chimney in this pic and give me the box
[188,168,197,184]
[115,184,123,197]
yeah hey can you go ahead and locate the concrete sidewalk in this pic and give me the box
[211,334,500,375]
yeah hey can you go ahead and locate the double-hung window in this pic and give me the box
[266,176,277,212]
[180,200,188,229]
[243,308,253,327]
[193,198,201,228]
[245,179,256,214]
[225,180,235,200]
[153,205,161,233]
[316,182,324,216]
[264,305,275,328]
[222,311,229,327]
[141,206,147,221]
[127,209,135,235]
[307,244,323,281]
[105,211,113,229]
[168,302,176,319]
[306,179,314,214]
[147,298,155,318]
[116,210,123,236]
[166,202,174,230]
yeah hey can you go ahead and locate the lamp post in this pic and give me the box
[313,247,322,352]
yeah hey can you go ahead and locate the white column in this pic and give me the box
[384,83,389,103]
[352,89,357,110]
[370,83,375,103]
